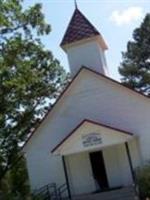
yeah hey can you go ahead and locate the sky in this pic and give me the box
[23,0,150,81]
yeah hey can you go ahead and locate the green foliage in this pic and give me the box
[32,194,46,200]
[0,0,68,182]
[0,157,31,200]
[136,163,150,199]
[8,157,29,197]
[119,14,150,96]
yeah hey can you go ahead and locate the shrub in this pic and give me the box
[136,163,150,199]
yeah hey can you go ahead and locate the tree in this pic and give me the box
[119,14,150,96]
[0,0,67,182]
[0,157,30,200]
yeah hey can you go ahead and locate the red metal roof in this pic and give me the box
[60,8,100,46]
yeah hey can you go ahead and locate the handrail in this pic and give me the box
[58,183,67,191]
[33,183,58,200]
[57,183,68,200]
[33,182,69,200]
[34,183,56,193]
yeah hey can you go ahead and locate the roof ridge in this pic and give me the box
[22,66,149,150]
[75,8,100,34]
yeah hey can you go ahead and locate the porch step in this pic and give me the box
[72,187,137,200]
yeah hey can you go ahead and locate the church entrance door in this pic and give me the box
[89,151,109,191]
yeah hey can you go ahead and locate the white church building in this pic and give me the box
[23,7,150,200]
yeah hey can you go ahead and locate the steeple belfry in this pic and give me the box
[61,8,109,77]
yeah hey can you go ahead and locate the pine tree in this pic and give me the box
[119,14,150,96]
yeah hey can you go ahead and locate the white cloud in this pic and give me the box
[110,7,143,26]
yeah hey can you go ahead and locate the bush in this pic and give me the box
[136,163,150,199]
[0,157,31,200]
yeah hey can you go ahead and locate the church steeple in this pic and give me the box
[61,7,109,77]
[60,8,102,47]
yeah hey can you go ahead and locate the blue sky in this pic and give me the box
[24,0,150,80]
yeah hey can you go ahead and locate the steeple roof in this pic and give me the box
[60,8,100,46]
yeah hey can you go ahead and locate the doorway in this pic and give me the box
[89,151,109,191]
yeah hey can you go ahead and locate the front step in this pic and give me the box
[72,187,137,200]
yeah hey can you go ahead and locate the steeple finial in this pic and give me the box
[74,0,78,9]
